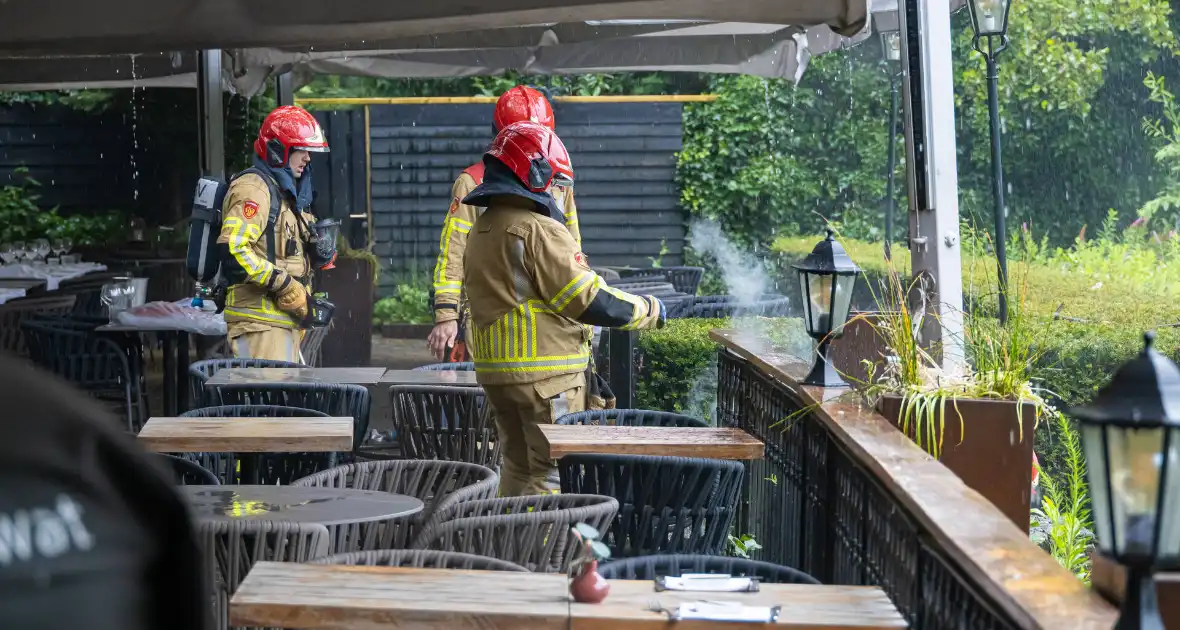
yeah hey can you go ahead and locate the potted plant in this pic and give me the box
[852,257,1049,529]
[569,523,611,604]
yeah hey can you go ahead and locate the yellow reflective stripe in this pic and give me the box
[223,307,296,325]
[225,217,277,285]
[550,271,594,312]
[599,280,647,330]
[433,216,472,291]
[474,353,590,373]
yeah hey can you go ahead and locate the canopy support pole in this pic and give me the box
[197,49,225,179]
[275,72,295,107]
[898,0,965,373]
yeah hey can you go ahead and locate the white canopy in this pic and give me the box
[0,0,903,92]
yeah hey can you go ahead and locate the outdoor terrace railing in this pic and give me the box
[711,329,1118,630]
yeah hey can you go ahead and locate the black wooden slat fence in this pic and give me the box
[366,102,686,295]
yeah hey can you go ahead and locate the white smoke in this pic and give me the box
[687,219,775,354]
[687,219,769,307]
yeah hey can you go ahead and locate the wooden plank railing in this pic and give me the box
[711,329,1118,630]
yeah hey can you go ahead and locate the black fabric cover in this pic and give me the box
[0,352,208,630]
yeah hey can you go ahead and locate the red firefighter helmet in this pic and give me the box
[493,86,555,131]
[486,121,573,193]
[254,105,330,167]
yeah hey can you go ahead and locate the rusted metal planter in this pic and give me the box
[876,394,1035,530]
[315,257,374,367]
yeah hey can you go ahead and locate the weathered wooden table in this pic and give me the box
[379,369,480,387]
[137,416,354,453]
[539,425,765,460]
[205,367,389,386]
[141,415,354,483]
[183,486,423,525]
[230,563,906,629]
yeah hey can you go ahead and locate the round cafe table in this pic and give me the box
[182,485,424,525]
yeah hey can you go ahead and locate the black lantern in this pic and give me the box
[967,0,1013,39]
[1070,332,1180,630]
[880,30,901,63]
[792,230,861,388]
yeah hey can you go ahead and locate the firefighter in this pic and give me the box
[463,121,665,496]
[427,86,581,362]
[217,105,336,362]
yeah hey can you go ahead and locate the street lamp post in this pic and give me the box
[1071,332,1180,630]
[968,0,1014,324]
[881,30,902,261]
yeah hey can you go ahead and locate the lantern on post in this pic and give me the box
[1070,331,1180,630]
[792,230,861,388]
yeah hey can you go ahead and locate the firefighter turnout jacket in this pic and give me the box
[464,195,661,386]
[432,162,580,325]
[216,172,315,328]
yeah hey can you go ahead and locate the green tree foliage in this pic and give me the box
[1138,72,1180,230]
[678,47,895,251]
[679,0,1178,251]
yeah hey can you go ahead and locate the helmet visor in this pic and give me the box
[292,144,330,153]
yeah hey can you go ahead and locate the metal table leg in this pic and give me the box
[176,331,191,413]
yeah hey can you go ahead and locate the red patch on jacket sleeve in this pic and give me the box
[243,200,260,219]
[449,198,460,214]
[574,252,589,268]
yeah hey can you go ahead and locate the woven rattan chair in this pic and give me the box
[159,453,220,485]
[556,409,708,428]
[187,358,303,407]
[197,520,330,630]
[412,493,618,573]
[559,454,744,558]
[0,294,76,356]
[311,549,528,572]
[598,554,820,584]
[293,460,498,553]
[390,385,500,468]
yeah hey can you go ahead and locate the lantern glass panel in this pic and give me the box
[831,274,856,334]
[972,0,1010,36]
[1157,427,1180,565]
[1083,424,1115,555]
[1107,426,1166,558]
[800,271,832,335]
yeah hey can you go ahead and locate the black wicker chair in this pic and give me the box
[389,385,500,468]
[21,319,149,432]
[178,404,333,485]
[159,453,220,485]
[0,294,76,356]
[667,294,791,319]
[412,362,475,371]
[293,460,499,552]
[187,357,304,407]
[204,382,371,452]
[617,266,704,295]
[411,493,619,573]
[598,554,820,584]
[559,454,744,558]
[557,409,708,428]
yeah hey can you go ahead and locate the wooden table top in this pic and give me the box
[380,369,481,387]
[137,416,353,453]
[183,486,423,525]
[205,367,389,386]
[539,425,764,460]
[230,563,906,629]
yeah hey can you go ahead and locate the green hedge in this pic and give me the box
[635,317,811,422]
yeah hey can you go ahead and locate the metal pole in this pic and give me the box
[275,72,295,107]
[884,72,900,260]
[196,49,225,179]
[985,44,1009,324]
[898,0,965,373]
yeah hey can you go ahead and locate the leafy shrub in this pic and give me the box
[373,284,432,326]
